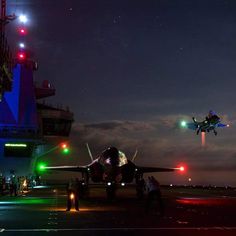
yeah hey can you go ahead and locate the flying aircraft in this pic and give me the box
[39,145,185,199]
[181,110,229,135]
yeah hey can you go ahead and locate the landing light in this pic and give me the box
[107,182,111,186]
[121,182,125,186]
[70,193,74,200]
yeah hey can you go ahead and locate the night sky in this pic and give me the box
[7,0,236,185]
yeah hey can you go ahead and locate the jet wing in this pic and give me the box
[137,166,176,173]
[186,122,198,130]
[44,165,88,172]
[216,123,228,128]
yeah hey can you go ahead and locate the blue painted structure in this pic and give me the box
[0,60,73,179]
[0,63,39,177]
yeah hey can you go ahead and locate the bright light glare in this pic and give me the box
[179,166,185,172]
[39,164,45,170]
[181,121,187,127]
[19,43,25,48]
[5,143,27,147]
[227,124,230,127]
[70,193,74,200]
[19,15,28,23]
[19,28,26,34]
[61,143,67,148]
[18,52,25,60]
[201,132,206,147]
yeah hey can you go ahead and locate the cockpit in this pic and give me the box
[99,147,128,167]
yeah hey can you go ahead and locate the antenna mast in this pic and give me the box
[0,0,16,101]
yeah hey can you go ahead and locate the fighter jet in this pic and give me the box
[41,145,184,199]
[182,111,229,135]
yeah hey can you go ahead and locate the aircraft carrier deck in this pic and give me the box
[0,185,236,235]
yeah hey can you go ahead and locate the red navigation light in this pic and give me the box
[176,164,186,173]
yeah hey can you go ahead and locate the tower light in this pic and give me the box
[19,14,28,24]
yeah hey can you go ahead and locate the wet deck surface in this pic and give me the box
[1,185,236,235]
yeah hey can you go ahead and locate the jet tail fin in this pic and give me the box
[86,143,94,162]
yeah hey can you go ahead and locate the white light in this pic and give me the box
[121,182,125,186]
[181,121,187,127]
[19,43,25,48]
[107,182,111,186]
[19,15,28,23]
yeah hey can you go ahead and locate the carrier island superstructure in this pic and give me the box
[0,0,74,178]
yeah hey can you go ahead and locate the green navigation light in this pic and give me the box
[37,162,47,172]
[181,121,187,127]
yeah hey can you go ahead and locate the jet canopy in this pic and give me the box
[99,147,128,167]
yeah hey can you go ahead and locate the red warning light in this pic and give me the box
[18,28,27,35]
[17,52,26,60]
[179,166,185,172]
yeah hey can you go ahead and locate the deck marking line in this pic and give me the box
[3,227,236,232]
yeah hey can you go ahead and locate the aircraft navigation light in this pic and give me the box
[107,182,112,186]
[227,124,230,127]
[37,162,47,172]
[121,182,125,186]
[39,164,45,170]
[181,121,187,127]
[19,15,28,23]
[179,166,185,172]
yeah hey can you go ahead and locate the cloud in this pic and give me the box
[70,119,236,172]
